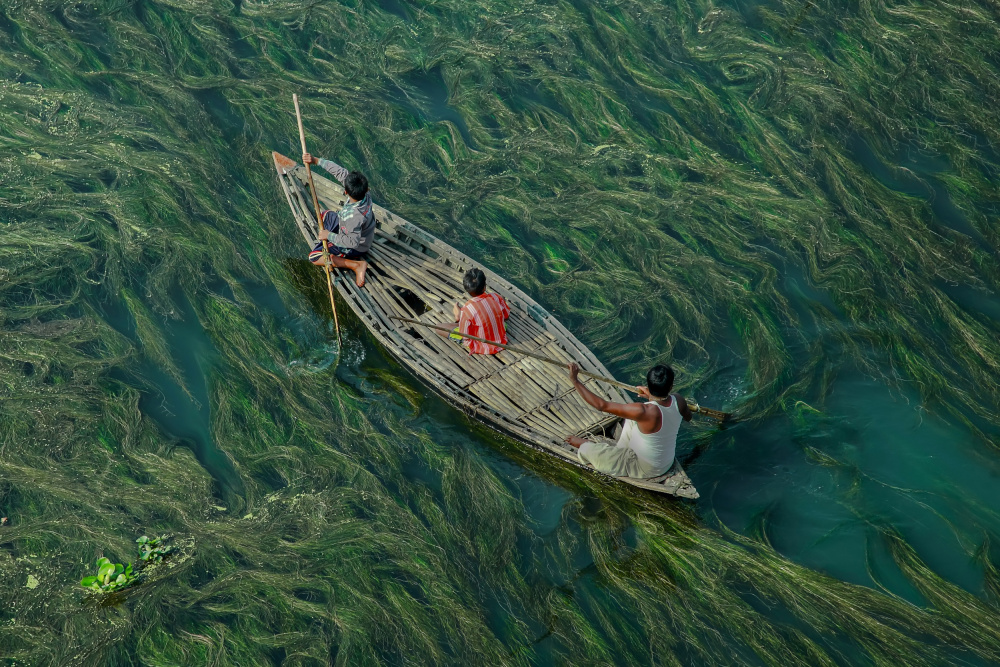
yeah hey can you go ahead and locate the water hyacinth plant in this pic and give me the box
[136,535,172,563]
[80,536,173,594]
[80,558,134,593]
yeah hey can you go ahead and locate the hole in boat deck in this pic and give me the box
[392,285,432,315]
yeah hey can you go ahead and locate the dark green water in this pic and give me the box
[2,0,1000,664]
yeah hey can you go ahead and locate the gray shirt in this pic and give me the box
[317,158,375,254]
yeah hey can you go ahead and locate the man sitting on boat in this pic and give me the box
[564,363,692,478]
[302,153,374,287]
[438,268,510,354]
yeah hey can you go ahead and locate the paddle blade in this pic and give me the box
[696,406,730,422]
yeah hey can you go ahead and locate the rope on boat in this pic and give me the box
[389,316,730,422]
[294,93,342,349]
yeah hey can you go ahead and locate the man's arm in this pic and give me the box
[457,303,471,332]
[674,394,693,422]
[302,153,348,184]
[568,362,647,421]
[457,303,475,348]
[499,295,511,320]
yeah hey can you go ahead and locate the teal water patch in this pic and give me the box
[851,136,988,248]
[702,370,1000,601]
[939,282,1000,324]
[390,66,477,150]
[101,286,244,500]
[377,0,413,23]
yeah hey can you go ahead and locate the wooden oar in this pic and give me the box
[390,315,730,422]
[293,93,341,348]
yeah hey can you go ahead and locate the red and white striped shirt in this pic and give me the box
[459,293,510,355]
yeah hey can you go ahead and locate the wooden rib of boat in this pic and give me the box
[272,151,698,499]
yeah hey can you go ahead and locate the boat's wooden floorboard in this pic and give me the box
[284,163,612,436]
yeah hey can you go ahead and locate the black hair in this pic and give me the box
[463,268,486,296]
[646,365,674,398]
[344,171,369,201]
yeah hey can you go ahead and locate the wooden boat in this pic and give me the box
[272,152,698,499]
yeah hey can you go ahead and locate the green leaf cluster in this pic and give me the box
[136,535,173,562]
[79,535,173,593]
[79,557,134,593]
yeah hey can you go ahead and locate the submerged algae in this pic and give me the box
[0,0,999,664]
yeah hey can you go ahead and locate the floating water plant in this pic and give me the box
[80,536,173,594]
[80,558,134,593]
[136,535,173,563]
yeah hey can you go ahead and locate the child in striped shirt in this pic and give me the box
[439,268,510,354]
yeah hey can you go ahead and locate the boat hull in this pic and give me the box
[272,151,698,499]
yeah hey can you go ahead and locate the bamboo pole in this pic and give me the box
[389,316,730,421]
[293,93,341,348]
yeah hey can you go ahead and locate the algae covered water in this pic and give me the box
[2,0,1000,664]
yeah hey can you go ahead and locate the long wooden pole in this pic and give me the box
[293,93,341,348]
[389,316,730,421]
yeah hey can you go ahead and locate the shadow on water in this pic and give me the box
[240,279,291,320]
[101,284,244,502]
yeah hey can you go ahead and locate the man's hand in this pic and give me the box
[568,362,580,384]
[302,153,318,166]
[318,229,330,241]
[565,435,586,449]
[636,386,652,400]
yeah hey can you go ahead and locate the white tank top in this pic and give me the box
[616,400,682,471]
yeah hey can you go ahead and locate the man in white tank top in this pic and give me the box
[565,363,692,478]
